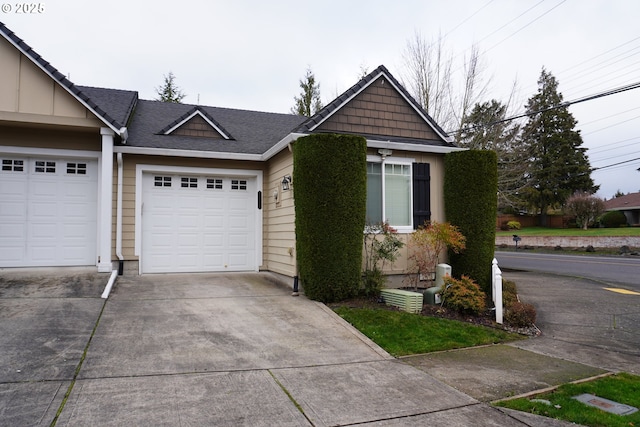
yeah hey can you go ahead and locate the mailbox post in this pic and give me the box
[513,234,521,250]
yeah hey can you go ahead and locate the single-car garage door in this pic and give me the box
[141,172,258,273]
[0,156,98,267]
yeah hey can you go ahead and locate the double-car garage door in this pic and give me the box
[0,156,97,267]
[141,172,258,273]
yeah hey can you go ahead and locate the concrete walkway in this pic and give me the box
[0,269,597,426]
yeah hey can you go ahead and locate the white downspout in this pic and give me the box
[116,152,124,272]
[102,129,127,299]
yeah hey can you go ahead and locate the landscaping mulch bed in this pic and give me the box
[329,293,541,337]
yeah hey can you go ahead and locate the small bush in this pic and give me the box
[361,269,385,297]
[502,279,519,308]
[505,302,537,327]
[600,210,627,228]
[440,275,486,315]
[507,221,521,230]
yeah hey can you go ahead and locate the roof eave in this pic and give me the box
[114,145,263,161]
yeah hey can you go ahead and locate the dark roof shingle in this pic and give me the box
[604,192,640,210]
[126,100,306,155]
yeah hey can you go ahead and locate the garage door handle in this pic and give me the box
[257,191,262,210]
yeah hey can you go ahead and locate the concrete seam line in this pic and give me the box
[490,371,616,404]
[50,299,108,427]
[267,370,314,426]
[336,403,486,426]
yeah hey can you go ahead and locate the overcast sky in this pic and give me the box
[3,0,639,199]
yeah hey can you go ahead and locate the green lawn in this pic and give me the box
[333,307,522,356]
[496,373,640,427]
[496,227,640,237]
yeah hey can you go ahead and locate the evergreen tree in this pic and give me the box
[458,100,528,211]
[155,71,186,103]
[521,69,597,223]
[291,68,323,116]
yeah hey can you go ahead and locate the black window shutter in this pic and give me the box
[412,162,431,229]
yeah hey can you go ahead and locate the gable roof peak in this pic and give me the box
[0,21,131,134]
[159,105,233,139]
[295,64,452,144]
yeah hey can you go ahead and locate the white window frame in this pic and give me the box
[366,155,414,233]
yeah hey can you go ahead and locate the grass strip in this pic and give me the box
[333,307,522,356]
[496,226,640,237]
[495,373,640,427]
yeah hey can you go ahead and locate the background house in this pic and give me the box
[604,192,640,226]
[0,22,464,279]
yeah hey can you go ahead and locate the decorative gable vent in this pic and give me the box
[161,107,232,140]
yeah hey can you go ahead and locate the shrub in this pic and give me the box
[564,192,605,230]
[505,302,537,328]
[444,150,498,293]
[440,275,486,315]
[404,221,465,290]
[294,134,367,302]
[362,221,404,296]
[507,220,521,230]
[600,210,627,228]
[501,279,519,308]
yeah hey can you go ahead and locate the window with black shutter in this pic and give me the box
[412,162,431,229]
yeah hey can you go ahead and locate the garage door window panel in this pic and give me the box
[2,159,24,172]
[35,161,56,174]
[231,179,247,190]
[154,176,172,187]
[181,177,198,188]
[206,178,223,189]
[66,162,87,175]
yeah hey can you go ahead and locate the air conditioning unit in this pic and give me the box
[380,289,423,313]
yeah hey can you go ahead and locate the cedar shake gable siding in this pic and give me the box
[170,114,225,138]
[316,76,441,141]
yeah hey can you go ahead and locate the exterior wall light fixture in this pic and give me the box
[282,175,292,191]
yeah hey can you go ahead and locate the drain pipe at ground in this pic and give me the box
[101,269,118,299]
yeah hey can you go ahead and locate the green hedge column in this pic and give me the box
[444,150,498,293]
[294,134,367,302]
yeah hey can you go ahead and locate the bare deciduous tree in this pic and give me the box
[565,192,605,230]
[401,32,492,133]
[401,32,453,129]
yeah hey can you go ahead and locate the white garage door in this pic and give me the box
[0,156,98,267]
[141,172,258,273]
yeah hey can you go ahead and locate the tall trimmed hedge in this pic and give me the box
[294,134,367,302]
[444,150,498,293]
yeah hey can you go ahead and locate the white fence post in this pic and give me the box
[492,258,503,324]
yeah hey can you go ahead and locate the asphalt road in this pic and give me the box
[495,251,640,290]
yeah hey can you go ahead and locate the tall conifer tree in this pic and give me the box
[521,69,597,223]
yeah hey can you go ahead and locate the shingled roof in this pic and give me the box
[0,21,131,133]
[604,192,640,210]
[77,86,138,129]
[125,100,306,155]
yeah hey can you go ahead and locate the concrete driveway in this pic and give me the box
[1,269,570,426]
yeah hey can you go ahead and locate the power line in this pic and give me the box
[448,80,640,134]
[591,157,640,172]
[484,0,567,54]
[444,0,495,39]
